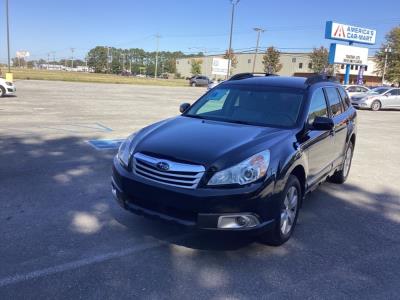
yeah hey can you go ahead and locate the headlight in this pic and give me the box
[208,150,270,186]
[5,81,13,86]
[117,132,137,167]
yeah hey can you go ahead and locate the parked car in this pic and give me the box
[343,85,370,97]
[112,73,357,246]
[351,86,400,111]
[189,75,210,87]
[207,79,225,90]
[0,78,16,97]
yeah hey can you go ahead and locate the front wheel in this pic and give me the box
[329,141,354,184]
[371,100,381,111]
[259,175,301,246]
[191,82,196,87]
[0,86,5,97]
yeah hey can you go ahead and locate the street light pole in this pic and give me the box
[6,0,11,72]
[382,47,392,85]
[154,34,161,79]
[226,0,240,79]
[252,27,265,73]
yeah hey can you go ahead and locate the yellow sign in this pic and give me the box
[5,72,13,82]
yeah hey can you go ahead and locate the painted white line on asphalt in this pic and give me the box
[0,234,189,288]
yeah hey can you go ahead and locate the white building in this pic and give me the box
[176,52,381,85]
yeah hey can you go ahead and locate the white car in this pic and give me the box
[0,78,16,97]
[207,79,225,90]
[343,85,370,97]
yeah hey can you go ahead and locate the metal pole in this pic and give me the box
[154,34,161,79]
[226,1,236,79]
[344,41,353,84]
[6,0,11,72]
[47,53,50,69]
[70,48,75,68]
[382,47,391,84]
[252,28,264,73]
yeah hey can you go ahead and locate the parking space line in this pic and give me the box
[0,233,189,288]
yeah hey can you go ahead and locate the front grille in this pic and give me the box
[132,152,205,189]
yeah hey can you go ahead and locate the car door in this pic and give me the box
[384,89,400,107]
[324,87,348,165]
[303,88,335,185]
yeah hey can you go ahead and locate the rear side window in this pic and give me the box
[325,87,343,117]
[338,87,351,110]
[308,89,328,124]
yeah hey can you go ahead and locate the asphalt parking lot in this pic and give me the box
[0,80,399,299]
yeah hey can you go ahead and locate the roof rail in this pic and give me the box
[228,72,278,81]
[305,74,339,85]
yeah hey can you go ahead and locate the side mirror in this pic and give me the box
[179,103,190,113]
[311,116,334,131]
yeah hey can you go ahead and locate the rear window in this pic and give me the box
[338,87,351,109]
[325,87,343,117]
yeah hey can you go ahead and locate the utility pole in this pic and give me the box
[70,48,75,68]
[226,0,240,79]
[47,53,50,69]
[6,0,11,73]
[52,51,56,63]
[154,34,161,79]
[107,47,110,73]
[252,27,265,73]
[382,47,392,85]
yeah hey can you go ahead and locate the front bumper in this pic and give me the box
[351,101,370,109]
[112,157,277,233]
[5,85,16,95]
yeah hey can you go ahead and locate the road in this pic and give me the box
[0,80,399,299]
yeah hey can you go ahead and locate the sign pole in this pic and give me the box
[343,41,353,84]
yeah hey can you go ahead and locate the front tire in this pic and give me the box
[371,100,381,111]
[329,141,354,184]
[259,175,301,246]
[0,86,5,97]
[191,82,196,87]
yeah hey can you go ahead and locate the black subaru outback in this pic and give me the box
[112,74,357,246]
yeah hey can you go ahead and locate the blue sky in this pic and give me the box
[1,0,399,62]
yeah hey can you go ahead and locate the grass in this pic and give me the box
[10,68,188,87]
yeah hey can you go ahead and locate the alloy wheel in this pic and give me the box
[280,186,298,235]
[343,146,352,177]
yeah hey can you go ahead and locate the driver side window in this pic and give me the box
[308,89,328,124]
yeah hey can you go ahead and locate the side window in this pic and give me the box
[391,89,400,96]
[347,86,357,93]
[361,87,369,92]
[325,87,344,117]
[308,89,328,124]
[338,87,351,109]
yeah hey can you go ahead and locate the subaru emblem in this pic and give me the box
[156,161,170,171]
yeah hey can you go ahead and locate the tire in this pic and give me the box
[371,100,381,111]
[329,141,354,184]
[0,86,5,97]
[259,175,301,246]
[191,82,196,87]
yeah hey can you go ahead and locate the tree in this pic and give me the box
[309,46,336,75]
[262,47,282,73]
[190,58,202,75]
[87,46,108,73]
[374,26,400,85]
[223,49,238,74]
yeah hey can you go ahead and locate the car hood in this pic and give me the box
[133,116,292,168]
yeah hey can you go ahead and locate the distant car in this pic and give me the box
[189,75,210,87]
[351,87,400,111]
[343,85,370,97]
[0,78,16,97]
[207,79,225,90]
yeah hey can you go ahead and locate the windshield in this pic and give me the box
[184,85,305,128]
[369,87,390,94]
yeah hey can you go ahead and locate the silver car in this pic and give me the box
[351,87,400,111]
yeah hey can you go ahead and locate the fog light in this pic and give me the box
[217,214,260,229]
[111,187,117,199]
